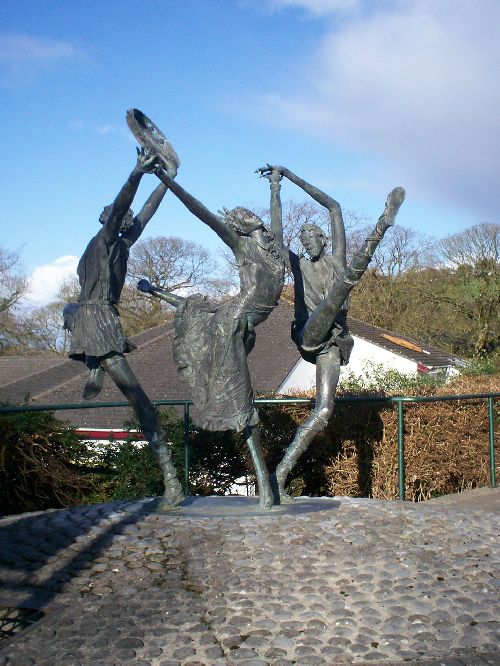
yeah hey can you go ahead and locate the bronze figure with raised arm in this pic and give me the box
[136,157,286,509]
[64,147,184,509]
[263,165,405,503]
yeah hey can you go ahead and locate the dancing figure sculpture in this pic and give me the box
[265,166,405,503]
[136,166,285,509]
[65,147,184,509]
[127,108,286,509]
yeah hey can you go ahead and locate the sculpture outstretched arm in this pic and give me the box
[256,165,284,248]
[272,165,346,269]
[125,182,169,246]
[137,279,185,308]
[154,170,241,252]
[100,148,158,244]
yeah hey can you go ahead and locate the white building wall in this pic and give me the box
[278,335,417,394]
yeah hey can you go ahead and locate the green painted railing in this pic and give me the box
[1,392,498,500]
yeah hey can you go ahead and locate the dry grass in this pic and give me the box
[262,374,499,501]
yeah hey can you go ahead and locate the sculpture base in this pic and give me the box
[131,495,340,518]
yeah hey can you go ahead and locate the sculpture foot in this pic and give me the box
[161,475,185,508]
[153,489,184,511]
[161,488,185,509]
[258,487,274,510]
[82,365,104,400]
[270,473,294,505]
[384,187,405,226]
[148,433,184,508]
[278,488,295,504]
[160,473,185,509]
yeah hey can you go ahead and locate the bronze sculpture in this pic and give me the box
[65,147,184,509]
[66,107,405,510]
[262,167,405,502]
[136,168,285,509]
[127,109,290,509]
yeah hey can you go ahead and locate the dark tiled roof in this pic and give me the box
[248,301,299,394]
[348,318,462,368]
[0,303,460,429]
[0,356,85,405]
[0,356,67,387]
[0,304,299,429]
[31,320,181,430]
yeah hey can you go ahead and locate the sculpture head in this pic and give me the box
[300,223,327,260]
[99,205,135,233]
[222,207,265,236]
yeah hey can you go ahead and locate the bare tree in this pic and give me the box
[127,236,215,291]
[10,237,220,349]
[256,200,369,266]
[0,247,28,314]
[0,247,29,353]
[350,222,499,357]
[434,223,499,354]
[119,235,218,335]
[254,200,330,256]
[438,222,499,269]
[57,275,81,304]
[7,276,80,356]
[348,224,435,277]
[254,198,426,282]
[21,304,71,355]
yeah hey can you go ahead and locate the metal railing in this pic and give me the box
[1,392,498,500]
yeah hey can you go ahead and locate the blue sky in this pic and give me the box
[1,0,498,305]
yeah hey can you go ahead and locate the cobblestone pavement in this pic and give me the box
[0,492,499,665]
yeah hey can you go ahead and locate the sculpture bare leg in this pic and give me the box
[243,424,274,510]
[82,356,105,400]
[100,353,184,508]
[272,348,340,503]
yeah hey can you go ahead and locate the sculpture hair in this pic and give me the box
[99,205,135,232]
[220,207,265,236]
[300,223,326,241]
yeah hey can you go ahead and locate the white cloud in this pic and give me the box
[261,0,500,220]
[69,120,125,139]
[0,33,81,64]
[270,0,360,16]
[24,255,79,308]
[0,33,84,86]
[95,124,119,135]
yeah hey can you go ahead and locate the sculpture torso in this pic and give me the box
[172,232,285,432]
[289,250,352,365]
[77,232,129,304]
[290,252,347,326]
[236,236,285,328]
[69,231,132,361]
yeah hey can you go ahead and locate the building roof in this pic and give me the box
[0,302,299,429]
[347,319,462,369]
[0,302,461,429]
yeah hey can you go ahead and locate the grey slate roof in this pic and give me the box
[347,319,462,369]
[0,302,461,429]
[0,302,299,429]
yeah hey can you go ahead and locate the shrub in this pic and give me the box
[260,371,499,501]
[85,409,249,502]
[83,440,165,503]
[0,406,95,516]
[1,369,497,514]
[461,354,499,376]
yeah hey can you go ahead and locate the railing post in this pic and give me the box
[488,396,497,488]
[397,399,405,500]
[183,402,190,496]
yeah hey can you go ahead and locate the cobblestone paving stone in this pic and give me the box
[0,495,498,665]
